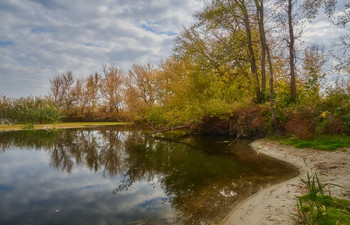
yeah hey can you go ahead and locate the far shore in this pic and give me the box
[221,139,350,225]
[0,122,129,131]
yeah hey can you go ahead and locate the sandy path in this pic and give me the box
[221,139,350,225]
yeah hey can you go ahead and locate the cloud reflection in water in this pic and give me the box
[0,128,298,224]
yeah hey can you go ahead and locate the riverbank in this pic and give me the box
[0,122,129,131]
[221,139,350,225]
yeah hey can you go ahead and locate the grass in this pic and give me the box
[296,172,350,224]
[0,122,129,131]
[280,135,350,151]
[298,194,350,225]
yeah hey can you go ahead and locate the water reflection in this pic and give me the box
[0,127,298,224]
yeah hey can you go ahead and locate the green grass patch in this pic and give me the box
[298,194,350,225]
[296,171,350,224]
[280,135,350,151]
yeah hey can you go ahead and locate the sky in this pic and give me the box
[0,0,203,97]
[0,0,348,98]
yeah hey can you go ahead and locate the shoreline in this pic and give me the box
[0,122,129,132]
[221,139,350,225]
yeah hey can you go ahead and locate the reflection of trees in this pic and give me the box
[99,130,124,177]
[0,129,124,176]
[0,129,297,224]
[0,130,58,153]
[117,134,251,224]
[116,134,298,224]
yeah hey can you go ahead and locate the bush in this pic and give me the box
[283,106,318,139]
[0,95,61,124]
[316,112,346,135]
[199,104,271,137]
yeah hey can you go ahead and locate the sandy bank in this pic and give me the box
[221,139,350,225]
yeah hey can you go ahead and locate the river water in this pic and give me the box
[0,126,298,224]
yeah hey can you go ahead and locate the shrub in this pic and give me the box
[199,105,270,137]
[316,111,346,135]
[284,106,318,139]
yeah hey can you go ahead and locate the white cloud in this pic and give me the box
[303,17,348,48]
[0,0,202,97]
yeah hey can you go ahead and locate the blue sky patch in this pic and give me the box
[0,40,14,46]
[81,184,101,189]
[0,185,11,191]
[140,24,176,36]
[83,42,101,47]
[137,197,163,209]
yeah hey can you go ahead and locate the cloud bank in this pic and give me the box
[0,0,347,97]
[0,0,203,97]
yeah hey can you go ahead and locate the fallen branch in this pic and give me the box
[150,135,195,149]
[151,123,192,134]
[226,130,244,148]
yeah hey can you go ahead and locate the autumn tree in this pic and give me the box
[300,46,327,101]
[287,0,298,101]
[196,0,262,101]
[70,78,85,113]
[275,0,337,101]
[100,66,124,113]
[49,71,75,108]
[254,0,278,129]
[84,73,101,114]
[125,64,160,118]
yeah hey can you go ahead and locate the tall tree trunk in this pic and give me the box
[238,0,261,101]
[266,41,278,131]
[257,8,266,96]
[288,0,297,100]
[255,0,278,130]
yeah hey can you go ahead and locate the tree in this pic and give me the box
[49,71,75,108]
[125,64,160,117]
[337,3,350,25]
[302,1,349,75]
[335,34,350,73]
[287,0,297,101]
[84,73,100,114]
[254,0,278,130]
[70,78,85,113]
[302,0,336,20]
[195,0,262,101]
[256,0,266,96]
[237,0,261,100]
[100,66,124,113]
[334,3,350,73]
[275,0,333,102]
[301,46,327,101]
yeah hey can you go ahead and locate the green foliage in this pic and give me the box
[0,95,61,124]
[296,172,350,225]
[281,135,350,151]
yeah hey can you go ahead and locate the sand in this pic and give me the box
[221,139,350,225]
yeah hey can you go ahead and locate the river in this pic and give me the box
[0,126,298,224]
